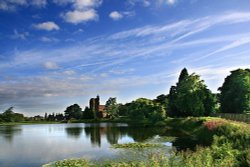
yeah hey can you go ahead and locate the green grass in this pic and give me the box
[43,159,91,167]
[111,143,163,149]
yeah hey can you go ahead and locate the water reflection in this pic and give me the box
[82,124,174,147]
[82,124,198,151]
[0,123,199,167]
[84,124,102,147]
[0,125,22,142]
[106,125,121,144]
[65,127,83,138]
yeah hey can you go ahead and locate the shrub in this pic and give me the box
[154,121,166,126]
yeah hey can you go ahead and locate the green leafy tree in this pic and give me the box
[127,98,166,121]
[153,94,168,115]
[219,69,250,113]
[105,97,119,118]
[117,103,129,116]
[2,107,15,122]
[64,104,82,120]
[13,113,25,122]
[168,68,216,117]
[1,107,24,122]
[83,107,94,119]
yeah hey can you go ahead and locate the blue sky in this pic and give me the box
[0,0,250,116]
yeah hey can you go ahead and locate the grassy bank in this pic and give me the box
[0,117,159,126]
[44,117,250,167]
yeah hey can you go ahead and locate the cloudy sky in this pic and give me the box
[0,0,250,116]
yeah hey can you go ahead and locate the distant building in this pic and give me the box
[89,95,107,118]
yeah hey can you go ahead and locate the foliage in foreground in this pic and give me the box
[43,159,90,167]
[45,145,250,167]
[111,143,162,149]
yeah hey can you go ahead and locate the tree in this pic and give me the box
[178,68,189,83]
[127,98,166,121]
[44,113,48,120]
[2,107,15,122]
[64,104,82,120]
[105,97,119,118]
[118,103,129,116]
[168,68,216,117]
[55,113,64,121]
[219,69,250,113]
[153,94,168,115]
[83,107,94,119]
[1,107,24,122]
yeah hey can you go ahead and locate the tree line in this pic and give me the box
[54,68,250,122]
[1,68,249,123]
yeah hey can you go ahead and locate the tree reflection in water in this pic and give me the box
[65,123,198,151]
[0,126,22,142]
[83,124,171,147]
[84,124,102,147]
[65,127,83,138]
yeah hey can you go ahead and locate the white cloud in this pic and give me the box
[74,0,102,9]
[44,61,59,70]
[123,11,136,17]
[127,0,150,7]
[109,11,123,21]
[157,0,177,5]
[57,0,101,24]
[11,29,29,40]
[109,68,135,75]
[143,0,150,6]
[109,12,250,40]
[33,21,60,31]
[63,70,76,75]
[9,0,27,6]
[31,0,47,7]
[0,0,47,11]
[40,37,59,42]
[80,75,94,81]
[167,0,176,5]
[100,73,108,77]
[74,28,84,34]
[62,9,98,24]
[0,1,23,11]
[53,0,102,8]
[194,37,250,61]
[52,0,72,6]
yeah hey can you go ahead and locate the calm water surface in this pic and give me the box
[0,123,195,167]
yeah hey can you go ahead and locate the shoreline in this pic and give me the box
[42,117,250,167]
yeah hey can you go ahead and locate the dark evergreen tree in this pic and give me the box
[44,113,48,120]
[178,67,189,83]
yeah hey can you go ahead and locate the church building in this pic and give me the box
[89,95,107,118]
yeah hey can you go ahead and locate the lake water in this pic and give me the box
[0,123,196,167]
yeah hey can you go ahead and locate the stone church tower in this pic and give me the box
[89,95,105,119]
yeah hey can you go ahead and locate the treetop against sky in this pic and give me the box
[0,0,250,116]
